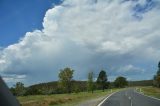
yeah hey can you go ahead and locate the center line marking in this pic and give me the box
[128,96,132,106]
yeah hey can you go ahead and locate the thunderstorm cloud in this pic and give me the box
[0,0,160,85]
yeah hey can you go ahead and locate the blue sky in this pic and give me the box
[0,0,160,87]
[0,0,62,47]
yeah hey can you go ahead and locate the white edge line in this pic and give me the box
[135,90,160,101]
[130,98,133,106]
[97,91,118,106]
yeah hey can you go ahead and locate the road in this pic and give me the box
[100,88,160,106]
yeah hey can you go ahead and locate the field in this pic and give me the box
[139,86,160,99]
[18,89,120,106]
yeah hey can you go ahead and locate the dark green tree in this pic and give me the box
[153,61,160,87]
[10,87,16,96]
[24,87,42,95]
[73,82,81,93]
[157,76,160,87]
[14,82,25,96]
[114,76,128,88]
[97,70,107,92]
[58,67,74,93]
[87,71,94,93]
[157,62,160,76]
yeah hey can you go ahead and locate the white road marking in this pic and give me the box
[128,96,131,100]
[140,88,142,93]
[128,96,132,106]
[131,99,133,106]
[97,91,118,106]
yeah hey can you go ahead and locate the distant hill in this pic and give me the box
[29,81,58,90]
[11,80,153,95]
[30,80,87,88]
[29,80,153,90]
[128,80,153,86]
[28,80,88,94]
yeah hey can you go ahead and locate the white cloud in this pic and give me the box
[2,74,26,83]
[118,64,145,73]
[0,0,160,85]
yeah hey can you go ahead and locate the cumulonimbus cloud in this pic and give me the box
[0,0,160,85]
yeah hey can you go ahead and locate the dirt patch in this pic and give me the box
[77,96,105,106]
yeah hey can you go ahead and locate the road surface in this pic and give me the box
[100,88,160,106]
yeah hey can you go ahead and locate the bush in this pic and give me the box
[24,87,42,96]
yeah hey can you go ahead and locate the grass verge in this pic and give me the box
[137,86,160,99]
[18,89,120,106]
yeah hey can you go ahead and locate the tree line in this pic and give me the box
[58,68,128,93]
[153,61,160,87]
[10,68,128,96]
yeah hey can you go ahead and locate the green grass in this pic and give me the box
[138,86,160,99]
[18,89,120,106]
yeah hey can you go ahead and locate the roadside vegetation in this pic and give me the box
[135,61,160,100]
[10,61,160,106]
[137,86,160,99]
[153,61,160,88]
[10,68,128,106]
[18,89,120,106]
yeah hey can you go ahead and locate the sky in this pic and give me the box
[0,0,160,87]
[0,0,62,46]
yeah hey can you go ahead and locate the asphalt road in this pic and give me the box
[100,88,160,106]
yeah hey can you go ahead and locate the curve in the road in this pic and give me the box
[98,88,160,106]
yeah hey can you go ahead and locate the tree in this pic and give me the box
[158,61,160,69]
[58,67,74,93]
[157,76,160,87]
[10,87,16,96]
[87,71,94,93]
[14,82,25,96]
[97,70,107,92]
[73,83,81,93]
[153,75,157,87]
[153,61,160,87]
[114,76,128,88]
[24,87,42,96]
